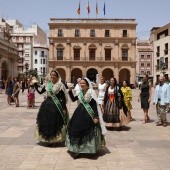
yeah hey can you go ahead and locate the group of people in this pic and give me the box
[33,70,137,159]
[3,75,36,108]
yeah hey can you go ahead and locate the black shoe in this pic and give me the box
[73,153,80,159]
[46,143,53,147]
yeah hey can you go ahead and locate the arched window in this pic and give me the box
[35,59,38,64]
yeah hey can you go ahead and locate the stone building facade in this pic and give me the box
[48,18,137,84]
[136,40,153,83]
[150,23,170,83]
[0,18,19,80]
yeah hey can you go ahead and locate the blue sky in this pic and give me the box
[1,0,170,40]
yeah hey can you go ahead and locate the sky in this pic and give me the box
[1,0,170,40]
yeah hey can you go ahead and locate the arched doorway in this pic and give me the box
[87,68,98,82]
[119,69,130,84]
[71,68,82,84]
[56,68,66,82]
[1,61,8,80]
[102,68,114,81]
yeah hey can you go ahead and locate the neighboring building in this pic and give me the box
[136,40,153,83]
[0,18,19,80]
[48,18,137,84]
[6,19,47,73]
[150,23,170,84]
[33,43,49,82]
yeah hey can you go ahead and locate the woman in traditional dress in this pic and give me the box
[103,77,126,128]
[138,74,152,124]
[66,77,107,159]
[121,80,132,122]
[97,76,107,114]
[34,70,68,146]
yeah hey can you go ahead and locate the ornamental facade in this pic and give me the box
[48,18,137,84]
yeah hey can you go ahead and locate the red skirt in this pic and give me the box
[28,93,34,99]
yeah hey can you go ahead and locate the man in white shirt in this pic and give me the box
[153,76,170,127]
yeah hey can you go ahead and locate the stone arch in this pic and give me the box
[1,61,8,80]
[71,68,82,84]
[86,68,98,82]
[119,68,130,84]
[102,68,114,81]
[56,68,66,82]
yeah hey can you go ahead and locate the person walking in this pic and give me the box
[138,74,152,124]
[21,78,25,93]
[121,80,133,122]
[103,77,125,129]
[12,77,21,107]
[97,76,107,114]
[66,77,106,159]
[5,76,13,105]
[153,76,170,127]
[34,70,69,146]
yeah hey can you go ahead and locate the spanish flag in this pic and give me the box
[77,2,80,15]
[87,1,90,14]
[96,2,98,14]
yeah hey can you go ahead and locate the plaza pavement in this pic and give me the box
[0,88,170,170]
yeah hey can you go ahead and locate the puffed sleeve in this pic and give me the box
[34,83,46,94]
[68,90,78,102]
[89,98,99,118]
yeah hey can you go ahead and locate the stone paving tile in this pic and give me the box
[1,89,170,169]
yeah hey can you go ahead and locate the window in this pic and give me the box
[90,30,95,37]
[147,71,150,75]
[35,51,37,55]
[141,63,144,67]
[105,30,110,37]
[41,59,42,64]
[25,53,29,57]
[123,30,127,37]
[105,49,111,60]
[75,29,80,37]
[141,71,144,75]
[141,55,144,59]
[74,49,80,60]
[147,63,150,67]
[26,37,30,42]
[35,59,38,64]
[57,49,63,60]
[58,29,63,37]
[156,46,160,57]
[122,49,128,60]
[89,49,95,60]
[41,51,44,57]
[147,55,151,59]
[35,68,37,71]
[164,43,168,55]
[43,59,45,64]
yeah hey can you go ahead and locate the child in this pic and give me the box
[27,85,35,108]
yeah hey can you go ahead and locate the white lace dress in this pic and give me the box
[98,83,106,105]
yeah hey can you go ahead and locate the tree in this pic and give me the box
[24,63,29,78]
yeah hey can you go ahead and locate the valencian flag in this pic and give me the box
[87,1,90,14]
[96,2,98,14]
[103,2,106,15]
[77,1,80,14]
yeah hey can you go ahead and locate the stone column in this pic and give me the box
[66,66,71,82]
